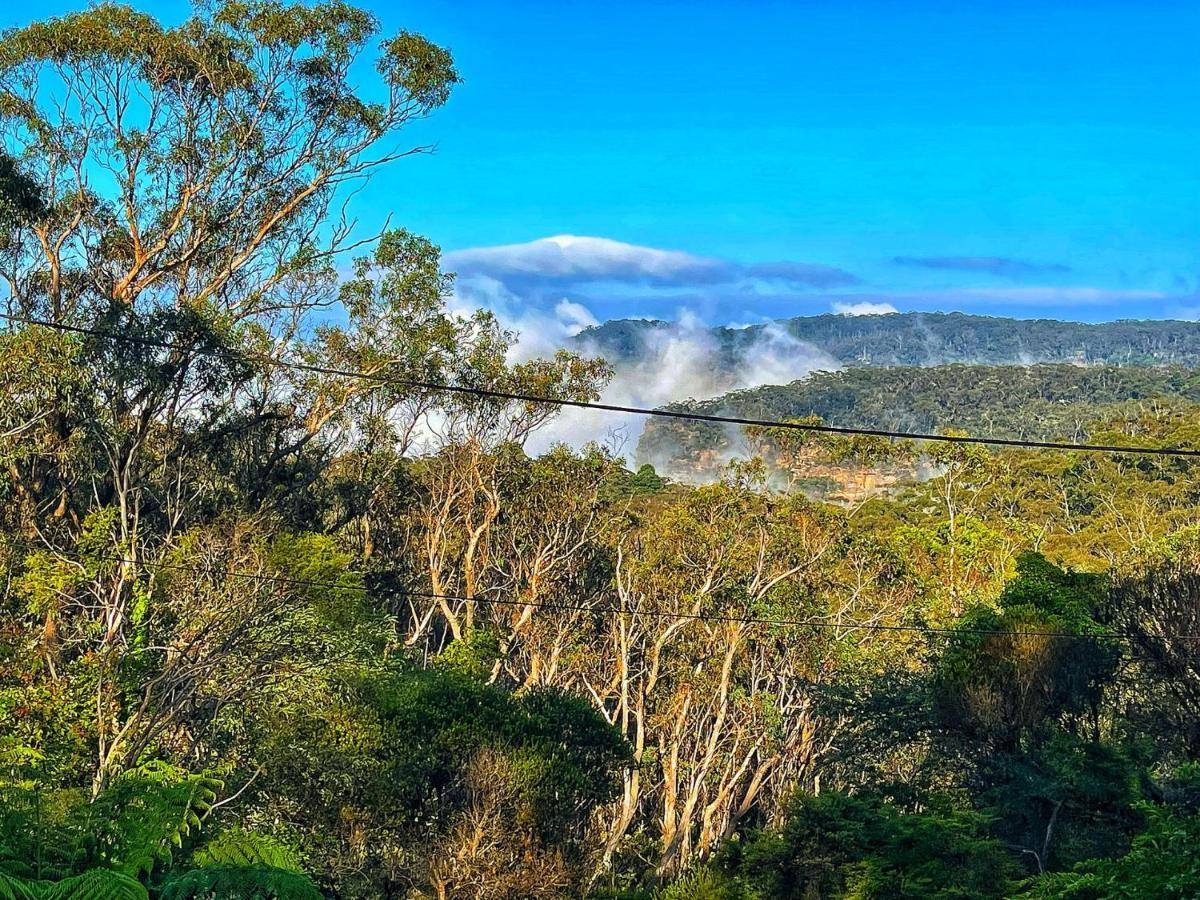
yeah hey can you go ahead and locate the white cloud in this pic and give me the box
[445,244,848,460]
[450,275,600,363]
[442,235,859,307]
[553,298,600,335]
[444,235,728,285]
[525,312,838,461]
[833,301,899,316]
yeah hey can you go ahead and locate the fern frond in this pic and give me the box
[0,871,39,900]
[0,783,90,879]
[192,830,304,873]
[37,869,147,900]
[159,865,321,900]
[0,869,147,900]
[0,850,35,881]
[86,762,222,877]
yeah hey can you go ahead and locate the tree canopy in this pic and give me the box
[4,3,1200,899]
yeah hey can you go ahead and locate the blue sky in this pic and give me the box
[6,0,1199,327]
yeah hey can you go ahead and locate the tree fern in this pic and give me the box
[159,865,321,900]
[0,782,88,881]
[83,761,221,877]
[3,761,227,895]
[36,870,147,900]
[0,869,146,900]
[0,871,39,900]
[192,829,304,873]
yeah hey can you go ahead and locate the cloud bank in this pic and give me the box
[444,235,860,299]
[527,314,837,460]
[440,234,1191,461]
[449,268,837,460]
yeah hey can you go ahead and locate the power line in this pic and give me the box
[5,313,1197,646]
[4,312,1200,459]
[78,551,1192,646]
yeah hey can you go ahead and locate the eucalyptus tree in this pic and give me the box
[0,0,461,532]
[0,0,458,795]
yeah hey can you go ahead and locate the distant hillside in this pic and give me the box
[576,312,1200,369]
[636,364,1200,480]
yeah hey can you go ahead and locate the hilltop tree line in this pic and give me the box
[638,363,1200,482]
[577,313,1200,372]
[4,3,1200,898]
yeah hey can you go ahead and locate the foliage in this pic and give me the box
[713,791,1017,899]
[654,867,740,900]
[246,663,630,895]
[1108,561,1200,755]
[600,464,669,500]
[0,870,148,900]
[190,829,304,872]
[433,629,503,682]
[4,2,1200,898]
[1019,803,1200,899]
[934,553,1115,749]
[0,761,219,880]
[158,866,320,900]
[86,762,221,878]
[371,668,631,844]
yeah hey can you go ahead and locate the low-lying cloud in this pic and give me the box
[439,234,1191,461]
[526,313,837,460]
[450,268,838,459]
[449,274,602,362]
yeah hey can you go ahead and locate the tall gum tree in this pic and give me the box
[0,0,460,795]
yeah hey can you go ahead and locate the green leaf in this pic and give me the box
[192,829,305,873]
[159,865,321,900]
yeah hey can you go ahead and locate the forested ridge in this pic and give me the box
[637,364,1200,481]
[578,313,1200,369]
[4,3,1200,899]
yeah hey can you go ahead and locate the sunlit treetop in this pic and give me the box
[0,1,457,329]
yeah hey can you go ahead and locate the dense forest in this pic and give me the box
[637,364,1200,482]
[4,3,1200,899]
[578,313,1200,370]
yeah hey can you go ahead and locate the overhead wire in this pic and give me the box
[5,310,1198,651]
[4,312,1200,459]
